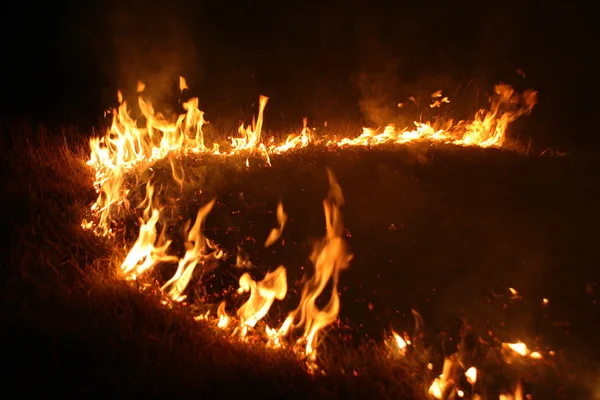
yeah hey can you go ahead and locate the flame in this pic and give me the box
[465,366,477,385]
[237,266,287,331]
[87,78,537,238]
[217,301,230,329]
[429,357,456,399]
[161,199,222,301]
[542,297,549,305]
[499,380,524,400]
[231,95,271,165]
[530,351,542,359]
[264,201,287,247]
[269,117,314,154]
[83,76,546,394]
[169,156,185,190]
[392,330,408,355]
[502,341,545,360]
[120,182,177,279]
[270,168,352,360]
[505,342,528,356]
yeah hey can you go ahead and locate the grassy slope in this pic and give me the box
[1,124,599,399]
[0,126,417,399]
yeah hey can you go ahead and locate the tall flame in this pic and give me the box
[273,168,352,360]
[83,77,544,394]
[120,182,176,279]
[161,198,223,301]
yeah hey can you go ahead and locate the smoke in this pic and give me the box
[356,63,400,127]
[108,1,201,109]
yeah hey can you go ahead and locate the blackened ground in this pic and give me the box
[2,127,599,399]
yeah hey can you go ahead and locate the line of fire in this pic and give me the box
[1,1,598,399]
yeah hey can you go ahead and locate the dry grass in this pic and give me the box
[0,124,420,399]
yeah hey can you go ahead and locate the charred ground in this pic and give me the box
[1,126,599,399]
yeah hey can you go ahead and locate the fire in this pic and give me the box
[217,301,230,329]
[499,380,524,400]
[236,266,287,332]
[392,330,408,355]
[269,169,352,360]
[503,341,545,361]
[429,356,457,399]
[81,75,552,395]
[161,198,223,301]
[465,366,477,385]
[264,201,287,247]
[86,77,537,238]
[506,342,528,356]
[119,182,177,279]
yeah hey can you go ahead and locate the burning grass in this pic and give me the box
[1,127,422,398]
[1,80,599,398]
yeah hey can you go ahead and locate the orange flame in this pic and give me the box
[161,199,223,301]
[429,356,456,399]
[465,366,477,385]
[391,330,408,355]
[264,201,287,248]
[271,168,352,360]
[86,78,537,238]
[237,266,287,332]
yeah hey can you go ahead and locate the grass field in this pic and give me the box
[1,124,598,399]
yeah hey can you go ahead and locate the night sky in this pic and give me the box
[1,0,597,149]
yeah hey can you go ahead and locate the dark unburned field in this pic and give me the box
[2,130,599,399]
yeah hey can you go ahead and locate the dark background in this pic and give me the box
[1,0,597,150]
